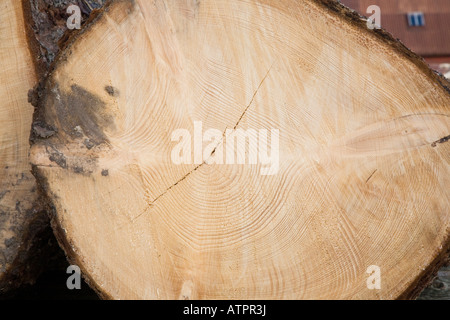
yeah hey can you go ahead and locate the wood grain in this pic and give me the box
[30,0,450,299]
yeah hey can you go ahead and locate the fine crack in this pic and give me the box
[395,113,450,120]
[365,169,377,183]
[131,164,203,222]
[233,64,273,130]
[431,135,450,148]
[150,164,202,205]
[135,65,273,219]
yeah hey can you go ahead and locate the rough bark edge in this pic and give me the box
[400,236,450,300]
[22,0,107,77]
[39,0,129,76]
[29,0,450,300]
[31,166,112,300]
[21,0,47,77]
[416,264,450,300]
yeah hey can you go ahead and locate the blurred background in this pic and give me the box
[340,0,450,78]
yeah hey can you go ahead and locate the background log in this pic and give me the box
[0,0,104,295]
[0,0,49,293]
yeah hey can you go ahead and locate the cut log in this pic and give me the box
[30,0,450,299]
[0,0,50,292]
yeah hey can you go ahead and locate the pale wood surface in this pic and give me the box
[30,0,450,299]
